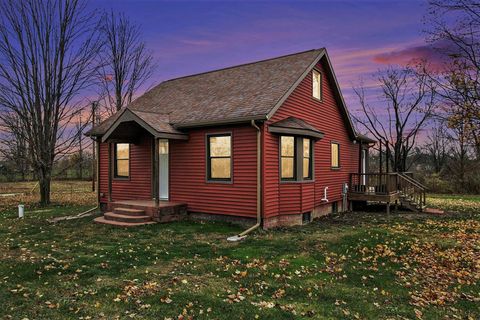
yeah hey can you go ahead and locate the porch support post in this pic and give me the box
[153,137,159,206]
[108,142,112,202]
[96,138,101,204]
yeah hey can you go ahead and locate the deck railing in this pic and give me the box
[397,172,427,208]
[349,173,398,195]
[349,172,427,207]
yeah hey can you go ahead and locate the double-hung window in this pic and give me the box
[280,136,313,181]
[114,143,130,178]
[312,70,322,100]
[207,134,232,181]
[303,138,312,179]
[331,142,340,168]
[281,136,296,180]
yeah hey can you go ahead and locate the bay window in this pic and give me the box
[280,136,313,181]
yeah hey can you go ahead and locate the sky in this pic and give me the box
[91,0,438,114]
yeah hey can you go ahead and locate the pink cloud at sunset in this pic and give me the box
[372,43,449,70]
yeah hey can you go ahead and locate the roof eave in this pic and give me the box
[101,108,188,142]
[268,126,325,140]
[174,115,267,129]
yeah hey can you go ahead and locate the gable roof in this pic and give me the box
[87,48,357,140]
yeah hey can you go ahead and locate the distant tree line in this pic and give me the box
[356,0,480,194]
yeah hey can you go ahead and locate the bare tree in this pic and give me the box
[0,0,101,205]
[0,112,29,180]
[423,120,450,173]
[98,11,155,115]
[353,68,436,172]
[444,110,476,187]
[425,0,480,158]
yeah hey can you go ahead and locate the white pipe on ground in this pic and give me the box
[18,204,24,218]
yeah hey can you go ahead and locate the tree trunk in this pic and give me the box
[38,167,51,206]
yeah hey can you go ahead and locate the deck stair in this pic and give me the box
[94,207,156,227]
[397,173,427,212]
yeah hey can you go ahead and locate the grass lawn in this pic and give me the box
[0,187,479,319]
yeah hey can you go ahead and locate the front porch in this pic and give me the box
[95,200,188,226]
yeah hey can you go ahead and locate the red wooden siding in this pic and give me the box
[263,60,360,218]
[99,135,153,202]
[169,125,257,218]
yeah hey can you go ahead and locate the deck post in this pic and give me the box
[395,200,398,213]
[153,138,160,206]
[386,201,390,216]
[108,142,112,202]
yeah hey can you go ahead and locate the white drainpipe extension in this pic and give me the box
[227,120,262,242]
[321,186,329,202]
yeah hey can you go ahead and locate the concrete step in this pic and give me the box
[113,207,146,216]
[94,216,156,227]
[104,212,152,223]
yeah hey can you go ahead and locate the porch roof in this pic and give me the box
[100,108,188,142]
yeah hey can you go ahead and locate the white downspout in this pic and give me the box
[227,120,262,242]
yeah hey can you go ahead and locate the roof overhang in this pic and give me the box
[268,117,325,140]
[356,134,377,144]
[268,126,324,139]
[174,115,267,129]
[101,108,188,143]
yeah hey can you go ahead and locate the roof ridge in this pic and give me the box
[161,48,324,84]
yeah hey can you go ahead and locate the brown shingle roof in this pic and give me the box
[88,49,325,136]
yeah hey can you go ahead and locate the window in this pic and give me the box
[312,70,322,100]
[280,136,314,181]
[114,143,129,178]
[281,136,296,180]
[331,142,340,168]
[207,134,231,181]
[303,138,312,179]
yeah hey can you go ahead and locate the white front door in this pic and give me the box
[159,139,169,200]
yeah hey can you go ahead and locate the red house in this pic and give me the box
[87,48,377,231]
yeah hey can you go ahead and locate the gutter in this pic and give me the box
[227,120,262,241]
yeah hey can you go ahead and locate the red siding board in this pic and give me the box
[99,135,153,202]
[170,125,257,218]
[263,60,360,218]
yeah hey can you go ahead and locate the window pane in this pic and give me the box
[116,159,129,177]
[116,143,129,159]
[281,136,294,156]
[303,158,310,178]
[303,138,310,157]
[159,140,169,155]
[331,143,339,167]
[211,158,231,178]
[210,136,231,157]
[313,71,321,99]
[281,158,294,178]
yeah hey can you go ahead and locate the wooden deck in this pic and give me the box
[349,172,427,213]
